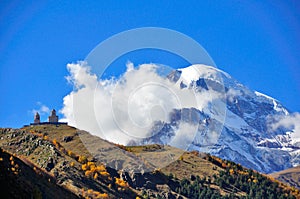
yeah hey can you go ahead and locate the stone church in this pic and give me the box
[30,109,67,126]
[48,109,58,123]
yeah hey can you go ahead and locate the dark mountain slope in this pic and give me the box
[0,147,78,199]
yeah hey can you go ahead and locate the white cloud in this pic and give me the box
[61,61,223,146]
[30,102,50,122]
[65,61,97,90]
[31,102,50,115]
[169,122,198,149]
[226,88,242,102]
[269,113,300,141]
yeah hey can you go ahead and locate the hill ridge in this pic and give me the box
[0,125,299,198]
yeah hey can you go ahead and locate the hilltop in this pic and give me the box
[0,124,299,198]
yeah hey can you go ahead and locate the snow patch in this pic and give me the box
[178,64,229,84]
[254,91,275,101]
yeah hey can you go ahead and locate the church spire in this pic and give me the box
[34,112,40,124]
[48,109,58,123]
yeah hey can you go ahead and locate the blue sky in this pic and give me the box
[0,0,299,128]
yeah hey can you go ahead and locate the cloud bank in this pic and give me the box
[61,61,223,146]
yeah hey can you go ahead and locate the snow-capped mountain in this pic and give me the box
[135,64,298,174]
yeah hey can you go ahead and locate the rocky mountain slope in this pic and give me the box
[133,64,298,174]
[0,124,299,198]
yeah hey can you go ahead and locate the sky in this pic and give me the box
[0,0,299,128]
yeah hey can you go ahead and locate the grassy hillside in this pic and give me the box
[0,125,138,198]
[0,124,299,198]
[271,166,300,190]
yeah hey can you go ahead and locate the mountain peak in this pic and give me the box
[140,64,296,174]
[177,64,231,84]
